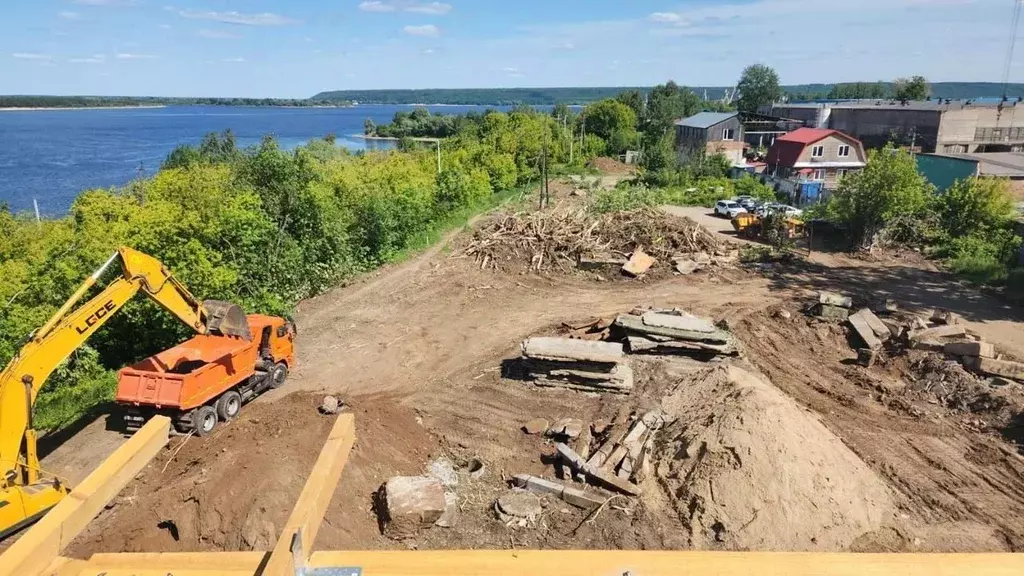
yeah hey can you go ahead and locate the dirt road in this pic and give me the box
[27,196,1024,557]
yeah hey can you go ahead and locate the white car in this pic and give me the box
[714,200,747,219]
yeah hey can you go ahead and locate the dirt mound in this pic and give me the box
[656,364,895,550]
[464,206,728,273]
[589,157,635,176]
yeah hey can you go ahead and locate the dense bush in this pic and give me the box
[1,125,536,430]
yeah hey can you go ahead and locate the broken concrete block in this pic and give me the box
[511,474,609,511]
[968,357,1024,381]
[854,308,891,341]
[383,476,447,540]
[496,491,542,520]
[880,319,905,339]
[848,310,883,350]
[522,418,549,435]
[622,249,655,277]
[873,299,899,314]
[857,348,877,368]
[817,303,850,321]
[641,311,716,333]
[909,325,967,342]
[931,309,961,325]
[549,418,584,439]
[911,317,929,331]
[910,340,945,352]
[555,442,640,496]
[819,291,852,308]
[944,341,995,359]
[319,396,340,415]
[673,259,700,275]
[521,337,624,365]
[591,419,611,435]
[435,492,459,528]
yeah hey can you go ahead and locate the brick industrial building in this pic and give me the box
[763,100,1024,154]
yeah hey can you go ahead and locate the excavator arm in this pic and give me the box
[0,247,249,537]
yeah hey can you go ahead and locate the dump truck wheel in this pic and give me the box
[270,362,288,389]
[216,390,242,421]
[193,406,218,436]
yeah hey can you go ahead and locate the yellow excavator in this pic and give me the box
[0,247,250,538]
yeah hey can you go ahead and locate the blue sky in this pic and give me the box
[0,0,1019,97]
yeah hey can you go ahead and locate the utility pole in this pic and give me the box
[436,140,442,174]
[541,131,550,209]
[33,198,41,227]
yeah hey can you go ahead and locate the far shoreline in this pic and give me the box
[0,105,168,112]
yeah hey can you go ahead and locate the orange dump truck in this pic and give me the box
[116,314,296,435]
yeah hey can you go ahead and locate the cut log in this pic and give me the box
[641,312,716,334]
[521,337,624,365]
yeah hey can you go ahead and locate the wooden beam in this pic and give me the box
[77,552,266,575]
[260,413,356,576]
[307,551,1024,576]
[0,416,170,576]
[42,556,88,576]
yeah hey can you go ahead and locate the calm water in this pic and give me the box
[0,105,510,216]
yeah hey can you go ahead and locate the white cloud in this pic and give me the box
[406,2,452,15]
[58,11,81,20]
[115,52,158,59]
[360,1,452,15]
[403,24,439,37]
[159,24,172,29]
[648,12,684,24]
[73,0,138,5]
[422,48,435,55]
[70,54,106,64]
[359,1,396,12]
[198,29,242,39]
[222,57,246,63]
[178,10,299,26]
[13,53,53,60]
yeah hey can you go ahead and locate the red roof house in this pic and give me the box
[766,128,867,189]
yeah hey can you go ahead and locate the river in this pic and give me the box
[0,104,524,216]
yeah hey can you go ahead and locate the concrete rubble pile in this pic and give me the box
[828,292,1024,386]
[511,410,666,512]
[614,308,737,356]
[519,337,633,394]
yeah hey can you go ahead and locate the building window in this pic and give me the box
[837,169,847,179]
[837,145,850,157]
[812,169,826,181]
[945,144,967,153]
[811,145,824,158]
[722,128,735,141]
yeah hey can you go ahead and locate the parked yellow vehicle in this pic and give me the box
[732,211,805,240]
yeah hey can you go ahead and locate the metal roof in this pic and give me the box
[770,100,1016,112]
[675,111,738,129]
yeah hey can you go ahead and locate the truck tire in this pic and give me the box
[270,362,288,389]
[216,390,242,421]
[193,406,218,436]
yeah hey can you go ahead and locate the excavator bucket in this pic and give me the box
[202,300,252,341]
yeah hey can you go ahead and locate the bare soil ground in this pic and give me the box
[25,196,1024,557]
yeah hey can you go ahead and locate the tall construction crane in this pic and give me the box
[0,247,250,538]
[998,0,1023,124]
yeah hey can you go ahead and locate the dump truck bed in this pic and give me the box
[116,325,262,412]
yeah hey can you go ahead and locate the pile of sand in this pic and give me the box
[656,364,895,550]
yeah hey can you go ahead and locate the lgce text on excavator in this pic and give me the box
[0,247,292,539]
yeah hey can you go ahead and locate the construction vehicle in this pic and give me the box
[116,312,294,435]
[731,210,805,241]
[0,247,256,538]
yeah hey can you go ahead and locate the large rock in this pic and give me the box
[944,341,995,359]
[382,476,447,540]
[622,249,655,277]
[521,337,624,365]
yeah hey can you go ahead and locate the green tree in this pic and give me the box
[934,177,1016,239]
[893,76,929,103]
[615,89,645,122]
[643,81,700,137]
[736,64,782,112]
[551,103,572,122]
[582,99,639,154]
[826,144,932,246]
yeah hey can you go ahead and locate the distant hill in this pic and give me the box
[314,82,1024,106]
